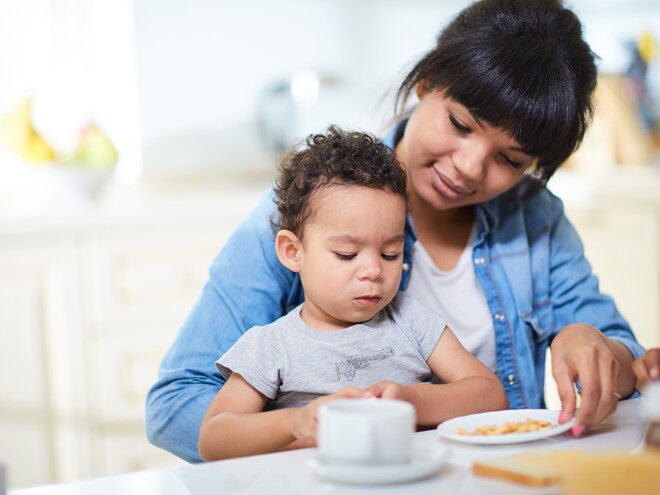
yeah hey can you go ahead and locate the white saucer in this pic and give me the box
[307,442,448,485]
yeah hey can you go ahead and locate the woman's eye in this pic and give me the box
[335,253,356,261]
[382,253,401,261]
[449,114,471,134]
[501,154,523,170]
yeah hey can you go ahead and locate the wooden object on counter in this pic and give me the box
[473,448,660,493]
[472,449,660,495]
[562,451,660,495]
[565,74,656,171]
[472,449,587,486]
[597,74,655,166]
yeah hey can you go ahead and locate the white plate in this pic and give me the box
[307,442,448,485]
[437,409,575,445]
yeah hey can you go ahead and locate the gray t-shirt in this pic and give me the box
[216,292,447,409]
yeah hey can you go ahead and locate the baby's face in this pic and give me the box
[297,184,406,331]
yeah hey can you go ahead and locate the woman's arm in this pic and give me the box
[367,327,509,426]
[544,193,644,433]
[199,374,371,461]
[145,190,302,462]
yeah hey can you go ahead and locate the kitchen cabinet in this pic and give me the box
[0,178,271,488]
[565,203,660,348]
[0,240,85,486]
[550,167,660,350]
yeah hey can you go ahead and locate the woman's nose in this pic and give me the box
[454,146,487,181]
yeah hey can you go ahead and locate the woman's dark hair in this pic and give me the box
[396,0,598,192]
[273,125,407,237]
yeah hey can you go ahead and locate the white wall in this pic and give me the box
[131,0,660,179]
[2,0,658,183]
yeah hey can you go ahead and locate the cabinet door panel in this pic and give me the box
[0,244,83,487]
[87,227,232,332]
[89,329,173,423]
[566,205,660,348]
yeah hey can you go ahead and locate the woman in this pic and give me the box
[146,0,644,463]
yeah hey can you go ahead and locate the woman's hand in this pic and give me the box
[289,387,372,442]
[550,323,636,436]
[632,348,660,390]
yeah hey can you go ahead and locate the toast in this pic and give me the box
[473,448,660,493]
[473,449,587,487]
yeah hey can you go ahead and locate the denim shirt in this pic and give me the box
[146,120,644,463]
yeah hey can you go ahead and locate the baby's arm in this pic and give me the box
[199,373,370,461]
[367,327,508,426]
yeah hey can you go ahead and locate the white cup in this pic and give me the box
[317,398,415,465]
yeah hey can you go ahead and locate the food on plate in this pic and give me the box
[457,418,556,436]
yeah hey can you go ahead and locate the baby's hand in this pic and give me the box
[289,387,372,441]
[633,348,660,390]
[365,381,412,402]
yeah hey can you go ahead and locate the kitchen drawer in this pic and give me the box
[86,225,229,331]
[91,426,186,477]
[0,419,54,487]
[88,328,174,423]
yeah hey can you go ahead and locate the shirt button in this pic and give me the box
[402,263,410,272]
[507,374,516,385]
[494,313,505,322]
[474,257,485,265]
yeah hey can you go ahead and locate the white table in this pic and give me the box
[11,399,648,495]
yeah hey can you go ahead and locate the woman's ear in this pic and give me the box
[415,79,430,99]
[276,230,302,273]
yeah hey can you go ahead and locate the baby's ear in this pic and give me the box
[275,230,302,272]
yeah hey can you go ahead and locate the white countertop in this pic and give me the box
[3,165,660,239]
[547,164,660,208]
[0,170,274,238]
[10,399,648,495]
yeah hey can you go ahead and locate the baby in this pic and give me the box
[198,126,508,461]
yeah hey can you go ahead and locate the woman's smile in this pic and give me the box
[432,165,473,199]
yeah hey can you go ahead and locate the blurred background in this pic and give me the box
[0,0,659,489]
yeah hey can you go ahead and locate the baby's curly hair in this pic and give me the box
[273,125,407,237]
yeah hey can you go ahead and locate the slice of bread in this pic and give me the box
[562,451,660,495]
[473,449,588,487]
[473,448,660,493]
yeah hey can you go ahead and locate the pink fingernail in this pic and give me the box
[571,425,585,437]
[558,411,564,422]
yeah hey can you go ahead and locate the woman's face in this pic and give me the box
[395,89,536,212]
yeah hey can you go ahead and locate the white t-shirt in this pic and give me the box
[406,226,498,372]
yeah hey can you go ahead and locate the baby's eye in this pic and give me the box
[449,114,471,134]
[335,253,356,261]
[382,253,401,261]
